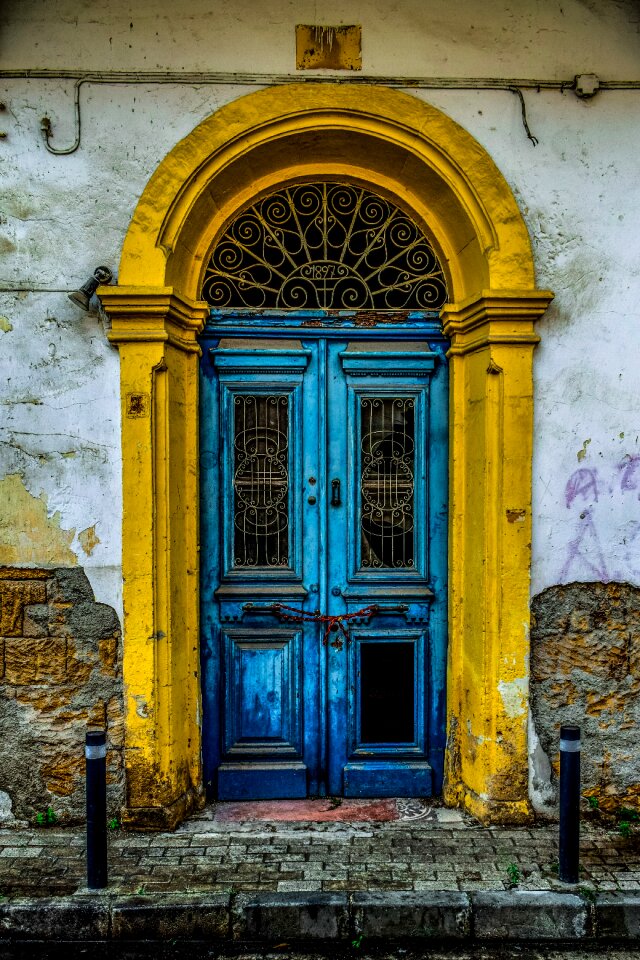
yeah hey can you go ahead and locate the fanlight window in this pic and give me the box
[202,182,448,310]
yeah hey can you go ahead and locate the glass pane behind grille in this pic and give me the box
[360,642,415,743]
[233,395,289,567]
[360,397,415,569]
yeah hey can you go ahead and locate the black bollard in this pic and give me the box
[86,729,108,889]
[559,724,580,883]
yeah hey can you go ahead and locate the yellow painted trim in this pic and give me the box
[442,290,553,823]
[103,84,553,827]
[102,289,208,828]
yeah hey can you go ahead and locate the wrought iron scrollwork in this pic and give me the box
[233,395,289,567]
[360,397,415,569]
[203,182,448,310]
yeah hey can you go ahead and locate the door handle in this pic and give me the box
[242,602,282,616]
[369,604,409,616]
[330,478,342,507]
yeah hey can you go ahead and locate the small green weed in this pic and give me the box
[578,885,597,903]
[35,806,57,826]
[506,863,521,886]
[136,885,146,895]
[618,807,640,822]
[619,820,632,839]
[108,817,121,831]
[351,934,364,949]
[587,796,599,810]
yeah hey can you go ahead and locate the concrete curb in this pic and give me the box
[1,890,640,943]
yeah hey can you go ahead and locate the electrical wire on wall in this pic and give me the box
[1,68,639,154]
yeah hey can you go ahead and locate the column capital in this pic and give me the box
[99,286,209,353]
[442,289,554,354]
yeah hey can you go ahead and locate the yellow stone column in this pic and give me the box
[442,290,553,824]
[100,287,209,829]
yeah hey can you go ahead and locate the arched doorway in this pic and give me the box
[199,181,449,799]
[100,84,552,828]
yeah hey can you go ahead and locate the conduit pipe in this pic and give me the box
[1,68,639,155]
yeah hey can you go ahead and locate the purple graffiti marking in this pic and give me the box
[618,454,640,492]
[560,509,610,583]
[565,468,599,508]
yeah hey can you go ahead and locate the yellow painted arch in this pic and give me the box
[118,83,535,302]
[105,83,553,827]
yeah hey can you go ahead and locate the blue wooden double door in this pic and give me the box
[200,313,448,800]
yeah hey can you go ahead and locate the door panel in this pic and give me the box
[222,629,302,751]
[326,342,441,796]
[200,315,448,800]
[209,345,322,798]
[218,627,307,799]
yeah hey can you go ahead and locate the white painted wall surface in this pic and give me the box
[1,0,640,623]
[2,0,638,80]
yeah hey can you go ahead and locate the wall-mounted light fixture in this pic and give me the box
[68,266,113,311]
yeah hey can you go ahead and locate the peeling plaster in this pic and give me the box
[0,790,16,824]
[0,289,123,620]
[133,695,149,719]
[78,524,100,556]
[497,677,527,719]
[577,438,592,462]
[0,473,76,565]
[528,713,555,814]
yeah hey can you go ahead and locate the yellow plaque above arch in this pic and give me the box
[102,84,552,828]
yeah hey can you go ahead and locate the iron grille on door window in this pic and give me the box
[233,394,290,567]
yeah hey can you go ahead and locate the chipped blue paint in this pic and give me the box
[200,312,448,799]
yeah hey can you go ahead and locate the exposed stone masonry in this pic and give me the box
[531,582,640,814]
[0,567,124,824]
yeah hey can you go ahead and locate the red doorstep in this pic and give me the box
[214,798,399,823]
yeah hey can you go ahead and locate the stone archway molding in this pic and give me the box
[100,84,552,828]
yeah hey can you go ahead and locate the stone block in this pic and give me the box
[596,892,640,939]
[0,581,47,636]
[472,891,589,940]
[23,602,73,637]
[98,635,119,674]
[110,894,230,940]
[4,636,67,684]
[22,604,50,638]
[0,898,109,940]
[353,891,471,939]
[65,640,94,684]
[42,753,85,797]
[240,892,350,941]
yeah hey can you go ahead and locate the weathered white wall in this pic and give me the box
[2,0,638,79]
[1,0,639,617]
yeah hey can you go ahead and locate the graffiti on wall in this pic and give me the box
[560,454,640,583]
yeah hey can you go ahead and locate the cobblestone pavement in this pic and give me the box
[1,805,639,898]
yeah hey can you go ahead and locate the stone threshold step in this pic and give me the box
[1,890,640,943]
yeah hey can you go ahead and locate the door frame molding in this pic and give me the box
[100,84,553,828]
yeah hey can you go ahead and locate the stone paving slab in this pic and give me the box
[2,890,640,945]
